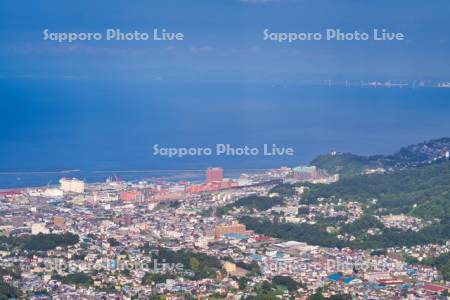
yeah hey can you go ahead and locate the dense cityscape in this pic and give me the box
[1,148,450,299]
[2,1,450,299]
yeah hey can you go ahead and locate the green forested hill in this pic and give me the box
[311,137,450,178]
[303,160,450,219]
[310,153,390,178]
[248,139,450,249]
[240,215,450,249]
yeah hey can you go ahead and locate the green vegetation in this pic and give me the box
[311,153,388,178]
[298,206,310,215]
[146,295,166,300]
[340,214,384,234]
[0,268,22,300]
[0,233,79,252]
[247,281,283,300]
[235,260,261,276]
[244,147,450,249]
[405,253,450,281]
[217,195,283,215]
[224,259,260,276]
[208,293,228,299]
[52,272,93,286]
[107,237,121,247]
[142,272,176,285]
[269,184,296,196]
[233,276,249,289]
[269,182,320,204]
[240,216,345,248]
[246,277,305,299]
[143,246,222,280]
[308,290,352,300]
[311,137,450,178]
[168,200,181,209]
[0,280,21,300]
[0,267,20,280]
[272,275,304,291]
[315,215,348,227]
[22,233,79,251]
[303,160,450,219]
[370,249,388,256]
[241,216,450,249]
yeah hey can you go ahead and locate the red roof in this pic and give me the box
[0,190,22,196]
[422,284,447,293]
[378,279,403,285]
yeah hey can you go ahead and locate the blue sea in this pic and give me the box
[1,79,450,188]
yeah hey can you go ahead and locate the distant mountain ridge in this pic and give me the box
[311,137,450,177]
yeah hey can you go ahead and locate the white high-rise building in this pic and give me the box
[60,178,85,194]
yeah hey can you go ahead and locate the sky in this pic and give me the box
[0,0,449,82]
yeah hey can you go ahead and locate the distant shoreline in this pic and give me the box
[0,168,272,190]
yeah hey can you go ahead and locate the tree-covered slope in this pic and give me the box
[310,153,389,178]
[311,137,450,178]
[303,160,450,219]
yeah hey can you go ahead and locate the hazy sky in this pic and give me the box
[1,0,449,82]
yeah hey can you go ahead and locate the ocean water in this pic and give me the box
[1,79,450,188]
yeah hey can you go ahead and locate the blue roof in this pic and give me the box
[328,273,342,281]
[223,233,248,239]
[108,260,117,268]
[250,254,262,261]
[276,251,285,258]
[407,269,417,276]
[343,277,354,284]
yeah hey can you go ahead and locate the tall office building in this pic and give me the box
[206,167,223,183]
